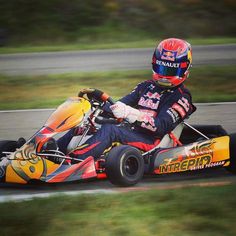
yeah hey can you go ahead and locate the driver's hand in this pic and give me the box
[110,101,141,123]
[78,88,96,100]
[80,88,95,94]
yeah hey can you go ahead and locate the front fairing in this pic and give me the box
[0,97,97,184]
[35,97,91,152]
[45,97,91,133]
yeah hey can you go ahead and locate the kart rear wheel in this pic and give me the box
[0,140,17,158]
[225,133,236,174]
[105,145,144,187]
[180,125,228,144]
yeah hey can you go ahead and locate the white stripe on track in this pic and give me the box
[0,108,55,113]
[0,189,116,203]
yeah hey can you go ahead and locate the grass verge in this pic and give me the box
[0,65,236,110]
[0,37,235,54]
[0,184,236,236]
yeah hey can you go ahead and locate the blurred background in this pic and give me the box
[0,0,235,47]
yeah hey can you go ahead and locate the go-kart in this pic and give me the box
[0,89,235,186]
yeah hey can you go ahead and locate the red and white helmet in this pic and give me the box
[152,38,192,88]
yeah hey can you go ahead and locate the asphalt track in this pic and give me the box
[0,44,236,75]
[0,103,235,140]
[0,45,236,200]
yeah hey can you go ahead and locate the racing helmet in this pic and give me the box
[152,38,192,88]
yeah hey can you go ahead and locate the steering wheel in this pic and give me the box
[78,88,122,124]
[78,88,115,105]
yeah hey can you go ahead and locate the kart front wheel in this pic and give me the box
[0,140,17,158]
[225,133,236,174]
[105,145,144,187]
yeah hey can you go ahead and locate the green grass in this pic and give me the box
[0,37,235,54]
[0,65,236,110]
[0,184,236,236]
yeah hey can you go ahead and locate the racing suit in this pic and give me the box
[57,80,196,160]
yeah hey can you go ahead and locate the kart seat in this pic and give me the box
[156,122,184,148]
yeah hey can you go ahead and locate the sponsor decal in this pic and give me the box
[138,97,160,110]
[148,84,155,90]
[145,92,161,99]
[190,161,225,171]
[156,60,180,68]
[138,91,162,110]
[167,108,180,123]
[159,155,212,173]
[172,103,186,118]
[157,140,222,174]
[177,97,190,112]
[161,50,177,61]
[180,62,188,68]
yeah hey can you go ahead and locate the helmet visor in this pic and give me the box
[152,63,187,78]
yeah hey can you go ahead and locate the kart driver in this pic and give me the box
[57,38,196,163]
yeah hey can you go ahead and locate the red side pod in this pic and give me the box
[47,156,97,183]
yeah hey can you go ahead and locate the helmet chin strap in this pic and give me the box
[152,73,174,89]
[157,79,173,88]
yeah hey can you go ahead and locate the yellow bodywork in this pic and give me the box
[45,97,91,133]
[156,136,230,174]
[212,136,230,164]
[6,148,59,184]
[4,97,92,184]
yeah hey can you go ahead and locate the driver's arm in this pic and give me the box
[102,82,144,114]
[136,93,196,137]
[119,82,145,106]
[110,91,196,137]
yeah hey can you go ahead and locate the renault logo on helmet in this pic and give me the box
[156,60,180,68]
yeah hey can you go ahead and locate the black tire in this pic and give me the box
[0,140,17,158]
[105,145,144,187]
[17,137,26,148]
[180,125,228,144]
[225,133,236,174]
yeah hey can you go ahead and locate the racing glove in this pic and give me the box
[110,101,141,123]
